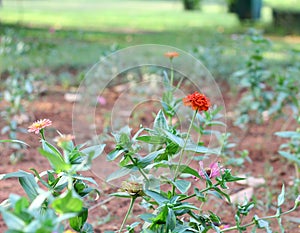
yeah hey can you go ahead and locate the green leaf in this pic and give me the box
[136,135,166,144]
[275,131,300,138]
[81,144,105,159]
[184,144,213,154]
[30,168,50,188]
[110,192,131,198]
[38,148,70,171]
[106,149,124,161]
[41,140,63,160]
[138,149,165,168]
[0,139,29,147]
[179,165,200,178]
[72,174,97,186]
[106,167,131,182]
[173,180,191,194]
[0,170,39,201]
[172,203,198,211]
[140,213,156,223]
[52,191,83,214]
[277,184,285,207]
[28,191,52,210]
[278,151,300,165]
[211,187,230,203]
[1,210,26,230]
[81,222,94,233]
[70,207,88,231]
[163,130,184,147]
[167,208,176,230]
[144,190,168,205]
[253,215,272,233]
[151,205,168,225]
[154,110,169,131]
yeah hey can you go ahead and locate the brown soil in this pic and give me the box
[0,82,299,233]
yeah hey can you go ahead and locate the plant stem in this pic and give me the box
[40,129,45,140]
[170,59,174,87]
[295,163,299,182]
[220,206,297,232]
[128,154,149,182]
[179,185,213,202]
[174,110,198,179]
[119,196,136,232]
[168,59,174,126]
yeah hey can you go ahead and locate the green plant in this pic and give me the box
[103,55,299,232]
[232,32,274,127]
[0,120,105,232]
[1,69,35,163]
[275,116,300,197]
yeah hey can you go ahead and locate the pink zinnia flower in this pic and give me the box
[97,96,106,105]
[219,224,230,230]
[198,161,222,179]
[28,119,52,134]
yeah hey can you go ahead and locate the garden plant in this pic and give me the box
[0,52,299,233]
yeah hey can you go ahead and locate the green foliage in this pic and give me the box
[275,118,300,196]
[0,69,35,163]
[0,128,105,233]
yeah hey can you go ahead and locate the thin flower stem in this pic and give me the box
[295,163,299,182]
[168,59,174,126]
[174,110,198,179]
[40,129,45,140]
[119,197,136,232]
[170,59,174,87]
[220,206,297,232]
[128,154,149,182]
[179,185,214,202]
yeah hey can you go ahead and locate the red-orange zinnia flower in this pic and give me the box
[28,119,52,134]
[183,91,210,111]
[164,51,179,59]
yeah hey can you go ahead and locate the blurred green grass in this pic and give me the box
[0,0,241,31]
[0,0,299,72]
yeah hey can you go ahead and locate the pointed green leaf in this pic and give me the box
[69,207,88,231]
[154,110,169,131]
[178,165,200,178]
[107,149,124,161]
[38,148,70,171]
[106,167,131,182]
[52,191,83,214]
[0,170,39,201]
[144,190,168,205]
[138,149,165,168]
[279,151,300,165]
[167,208,176,230]
[173,180,191,194]
[81,144,105,159]
[163,130,184,147]
[277,184,285,207]
[1,210,26,230]
[136,135,166,144]
[0,139,29,147]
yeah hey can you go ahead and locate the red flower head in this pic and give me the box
[183,91,210,111]
[164,51,179,59]
[28,119,52,134]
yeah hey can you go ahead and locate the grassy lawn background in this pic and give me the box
[0,0,299,73]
